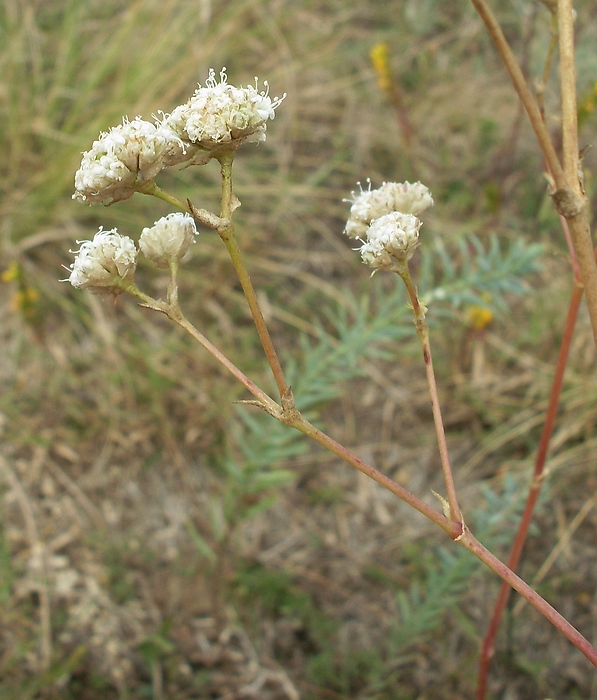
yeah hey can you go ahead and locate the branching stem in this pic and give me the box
[470,0,597,345]
[470,0,565,188]
[150,247,596,665]
[131,287,597,669]
[476,273,584,699]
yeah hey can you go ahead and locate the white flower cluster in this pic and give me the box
[73,68,284,205]
[73,118,187,205]
[67,229,138,294]
[344,181,433,272]
[139,212,197,269]
[344,181,433,239]
[162,68,285,155]
[359,212,422,270]
[66,214,198,294]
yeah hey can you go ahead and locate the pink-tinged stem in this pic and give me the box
[401,265,463,524]
[134,288,597,671]
[476,278,583,698]
[289,414,461,537]
[459,528,597,666]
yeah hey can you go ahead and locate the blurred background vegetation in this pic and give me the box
[1,0,597,697]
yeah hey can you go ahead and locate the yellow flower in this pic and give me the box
[370,43,392,94]
[466,305,493,331]
[1,261,20,283]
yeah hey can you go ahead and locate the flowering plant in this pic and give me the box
[67,62,597,693]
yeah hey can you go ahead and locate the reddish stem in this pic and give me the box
[461,528,597,666]
[476,276,583,699]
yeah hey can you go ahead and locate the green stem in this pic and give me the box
[167,258,179,307]
[216,153,289,398]
[137,180,192,213]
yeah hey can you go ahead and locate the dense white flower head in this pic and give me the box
[66,228,138,294]
[162,68,285,157]
[73,118,187,205]
[344,180,433,239]
[139,213,198,268]
[359,212,422,271]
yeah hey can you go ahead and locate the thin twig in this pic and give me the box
[476,274,583,699]
[470,0,566,188]
[400,266,463,524]
[470,0,597,345]
[289,414,460,536]
[558,0,580,184]
[459,529,597,666]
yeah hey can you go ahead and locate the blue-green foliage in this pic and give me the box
[422,233,543,313]
[390,545,481,658]
[207,234,543,548]
[286,291,414,412]
[220,290,417,530]
[387,473,544,660]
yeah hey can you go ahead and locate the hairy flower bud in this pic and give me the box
[344,180,433,239]
[359,212,422,271]
[73,118,187,205]
[162,68,285,158]
[66,228,137,294]
[139,213,198,268]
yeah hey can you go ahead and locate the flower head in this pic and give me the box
[162,68,285,157]
[359,212,422,272]
[66,228,138,294]
[139,213,198,268]
[73,117,187,205]
[344,180,433,239]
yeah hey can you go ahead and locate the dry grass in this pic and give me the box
[2,0,597,698]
